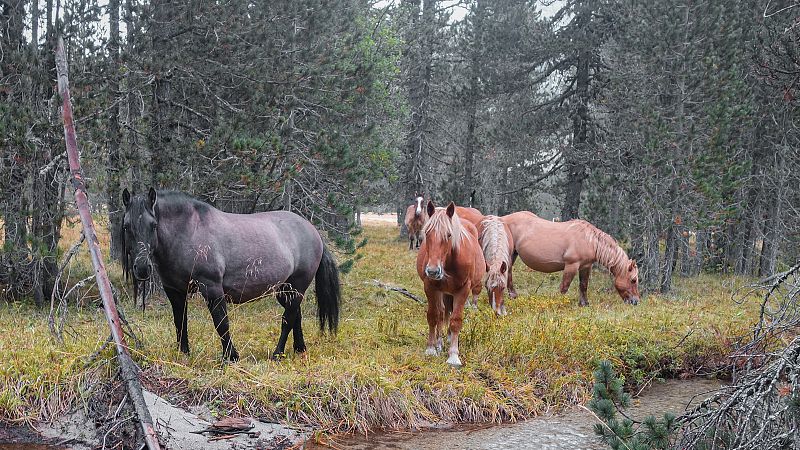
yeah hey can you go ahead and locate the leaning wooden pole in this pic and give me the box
[55,37,162,450]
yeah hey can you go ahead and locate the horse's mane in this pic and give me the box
[480,215,510,289]
[568,220,630,275]
[423,208,471,250]
[153,190,212,218]
[480,216,510,266]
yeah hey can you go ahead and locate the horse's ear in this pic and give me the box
[426,200,435,217]
[629,260,637,272]
[500,261,507,274]
[147,187,157,212]
[122,188,131,208]
[446,202,455,218]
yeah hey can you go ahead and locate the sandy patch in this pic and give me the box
[360,213,398,226]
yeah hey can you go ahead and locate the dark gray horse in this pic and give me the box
[121,188,340,361]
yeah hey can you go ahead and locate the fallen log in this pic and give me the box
[55,37,161,450]
[367,279,425,303]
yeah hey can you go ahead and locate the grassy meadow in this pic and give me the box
[0,216,761,436]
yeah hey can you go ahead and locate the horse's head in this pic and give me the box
[421,201,460,281]
[485,261,508,315]
[613,260,640,305]
[122,187,159,281]
[414,195,425,216]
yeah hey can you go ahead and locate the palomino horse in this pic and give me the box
[417,201,485,367]
[502,211,640,306]
[122,188,340,361]
[479,215,515,315]
[404,195,428,250]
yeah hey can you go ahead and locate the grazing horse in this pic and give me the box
[502,211,640,306]
[479,215,515,315]
[417,201,485,367]
[121,188,340,361]
[404,195,428,250]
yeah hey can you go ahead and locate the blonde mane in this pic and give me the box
[568,220,630,275]
[480,216,510,289]
[423,208,471,250]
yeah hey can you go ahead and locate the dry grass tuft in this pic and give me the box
[0,221,761,435]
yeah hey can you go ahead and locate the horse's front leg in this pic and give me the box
[201,284,239,362]
[560,263,580,298]
[507,251,518,299]
[424,286,443,356]
[578,266,591,307]
[164,286,190,355]
[446,287,469,367]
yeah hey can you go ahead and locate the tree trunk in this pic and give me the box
[107,0,123,259]
[660,224,677,293]
[562,48,590,221]
[759,151,785,277]
[399,0,435,237]
[149,0,173,187]
[693,229,708,276]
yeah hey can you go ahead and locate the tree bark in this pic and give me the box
[107,0,123,259]
[399,0,435,237]
[562,47,590,221]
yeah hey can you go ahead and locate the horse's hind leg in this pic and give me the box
[164,286,190,355]
[272,291,299,359]
[201,284,239,362]
[578,267,591,307]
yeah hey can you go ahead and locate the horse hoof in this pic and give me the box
[425,347,438,356]
[446,355,462,367]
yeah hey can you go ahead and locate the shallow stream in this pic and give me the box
[312,379,722,450]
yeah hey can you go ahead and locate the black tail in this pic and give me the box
[315,244,341,333]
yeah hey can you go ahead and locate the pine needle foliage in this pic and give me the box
[589,360,677,450]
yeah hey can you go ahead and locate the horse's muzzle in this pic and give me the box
[627,296,640,306]
[133,263,152,281]
[425,266,443,280]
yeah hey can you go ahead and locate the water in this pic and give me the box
[313,379,722,450]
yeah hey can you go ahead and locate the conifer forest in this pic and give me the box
[1,0,800,449]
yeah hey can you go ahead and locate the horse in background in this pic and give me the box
[122,188,340,361]
[479,215,515,315]
[404,195,428,250]
[417,201,485,367]
[502,211,640,306]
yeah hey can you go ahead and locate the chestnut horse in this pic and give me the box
[417,201,485,367]
[404,195,428,250]
[479,215,515,315]
[454,206,486,308]
[502,211,640,306]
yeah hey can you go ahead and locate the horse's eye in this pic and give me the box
[631,278,637,284]
[151,223,157,231]
[447,233,452,239]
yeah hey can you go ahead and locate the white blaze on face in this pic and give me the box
[415,196,424,215]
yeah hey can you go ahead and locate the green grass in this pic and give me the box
[0,222,761,435]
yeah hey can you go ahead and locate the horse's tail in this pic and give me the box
[315,244,341,333]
